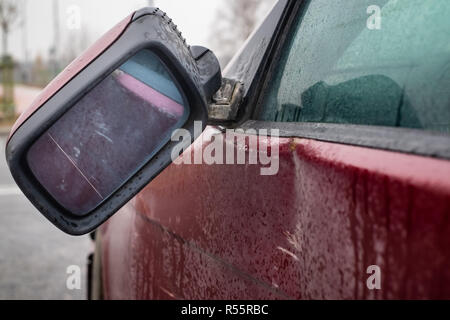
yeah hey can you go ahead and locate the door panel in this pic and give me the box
[101,127,450,299]
[100,179,285,300]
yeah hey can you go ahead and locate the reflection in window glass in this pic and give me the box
[27,50,189,216]
[259,0,450,134]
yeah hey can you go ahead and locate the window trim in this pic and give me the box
[240,120,450,160]
[223,0,300,125]
[245,0,450,161]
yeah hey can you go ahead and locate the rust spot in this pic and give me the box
[289,139,297,152]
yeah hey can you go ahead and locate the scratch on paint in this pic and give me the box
[95,130,113,143]
[277,246,300,261]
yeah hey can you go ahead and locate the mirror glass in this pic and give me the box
[27,50,189,216]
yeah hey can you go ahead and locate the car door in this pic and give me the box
[99,0,450,299]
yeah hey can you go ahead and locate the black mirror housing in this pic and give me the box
[5,8,222,235]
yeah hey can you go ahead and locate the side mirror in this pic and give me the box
[5,8,222,235]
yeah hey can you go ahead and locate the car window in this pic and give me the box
[257,0,450,134]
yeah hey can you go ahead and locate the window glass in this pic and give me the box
[258,0,450,134]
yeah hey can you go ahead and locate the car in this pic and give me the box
[6,0,450,300]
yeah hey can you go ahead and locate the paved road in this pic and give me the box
[0,136,91,300]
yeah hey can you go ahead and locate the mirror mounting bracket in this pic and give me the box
[207,78,243,123]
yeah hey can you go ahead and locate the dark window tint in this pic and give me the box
[258,0,450,134]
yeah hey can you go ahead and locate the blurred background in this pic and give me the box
[0,0,275,299]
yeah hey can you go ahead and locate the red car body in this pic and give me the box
[99,130,450,299]
[95,0,450,299]
[8,0,449,300]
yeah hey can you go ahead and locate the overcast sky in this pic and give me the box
[9,0,224,62]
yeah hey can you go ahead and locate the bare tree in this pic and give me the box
[20,0,28,63]
[0,0,22,118]
[0,0,20,57]
[60,26,93,68]
[209,0,275,67]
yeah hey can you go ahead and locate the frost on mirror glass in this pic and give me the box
[27,50,188,216]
